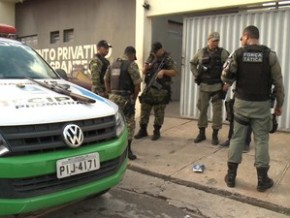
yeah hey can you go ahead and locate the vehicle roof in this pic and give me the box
[0,37,23,45]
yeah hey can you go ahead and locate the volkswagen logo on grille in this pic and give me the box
[63,124,84,148]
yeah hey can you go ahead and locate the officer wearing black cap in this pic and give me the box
[222,25,285,192]
[135,42,177,141]
[89,40,112,98]
[104,46,142,160]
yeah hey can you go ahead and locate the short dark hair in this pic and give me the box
[243,25,259,39]
[124,46,137,60]
[124,46,136,55]
[151,42,162,53]
[97,40,112,49]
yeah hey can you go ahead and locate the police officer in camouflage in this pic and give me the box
[135,42,177,141]
[105,46,142,160]
[190,32,229,145]
[222,25,284,192]
[89,40,111,98]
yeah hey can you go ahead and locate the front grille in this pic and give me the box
[0,148,127,199]
[0,115,116,155]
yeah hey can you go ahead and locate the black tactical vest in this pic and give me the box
[199,47,223,84]
[235,45,271,101]
[145,53,171,88]
[110,59,134,93]
[96,54,110,85]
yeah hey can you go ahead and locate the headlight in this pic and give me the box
[115,110,125,137]
[0,134,10,156]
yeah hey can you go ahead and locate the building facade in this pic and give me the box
[1,0,290,130]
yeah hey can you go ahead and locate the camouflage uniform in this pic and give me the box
[105,56,142,140]
[139,54,176,127]
[89,54,110,98]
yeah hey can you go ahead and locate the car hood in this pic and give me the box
[0,79,117,125]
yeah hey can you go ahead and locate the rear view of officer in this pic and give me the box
[105,46,142,160]
[222,25,284,192]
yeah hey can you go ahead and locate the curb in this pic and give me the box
[128,164,290,216]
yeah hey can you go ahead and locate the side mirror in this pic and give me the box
[55,68,68,80]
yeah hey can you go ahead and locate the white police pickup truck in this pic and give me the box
[0,37,128,215]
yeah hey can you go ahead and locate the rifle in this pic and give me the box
[225,98,234,122]
[139,57,166,103]
[195,64,208,85]
[124,96,135,116]
[270,87,277,108]
[269,87,278,133]
[28,78,96,104]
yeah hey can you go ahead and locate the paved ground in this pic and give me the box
[128,101,290,216]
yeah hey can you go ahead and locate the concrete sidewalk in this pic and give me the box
[128,101,290,215]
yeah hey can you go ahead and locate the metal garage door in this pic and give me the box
[181,9,290,131]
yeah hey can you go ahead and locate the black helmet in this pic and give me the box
[269,114,278,133]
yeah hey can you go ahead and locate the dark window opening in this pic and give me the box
[50,31,60,44]
[63,29,74,43]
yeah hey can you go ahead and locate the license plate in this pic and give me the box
[56,153,100,179]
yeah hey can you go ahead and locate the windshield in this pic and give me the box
[0,39,58,79]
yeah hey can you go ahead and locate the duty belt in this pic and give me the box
[111,90,132,96]
[234,116,250,126]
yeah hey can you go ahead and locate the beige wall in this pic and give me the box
[15,0,136,52]
[145,0,275,16]
[0,2,15,25]
[15,0,136,74]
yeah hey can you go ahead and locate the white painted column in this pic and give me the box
[135,0,152,73]
[135,0,153,117]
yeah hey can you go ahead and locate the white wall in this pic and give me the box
[0,2,15,25]
[135,0,271,98]
[181,9,290,131]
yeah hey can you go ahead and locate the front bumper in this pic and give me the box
[0,130,128,215]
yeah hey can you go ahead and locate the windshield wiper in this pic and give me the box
[27,78,96,104]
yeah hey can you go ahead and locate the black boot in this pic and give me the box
[256,167,274,192]
[225,162,238,188]
[127,140,137,160]
[194,128,206,143]
[134,124,148,139]
[220,140,230,147]
[152,125,161,141]
[212,129,219,145]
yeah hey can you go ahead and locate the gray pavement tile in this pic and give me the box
[131,103,290,214]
